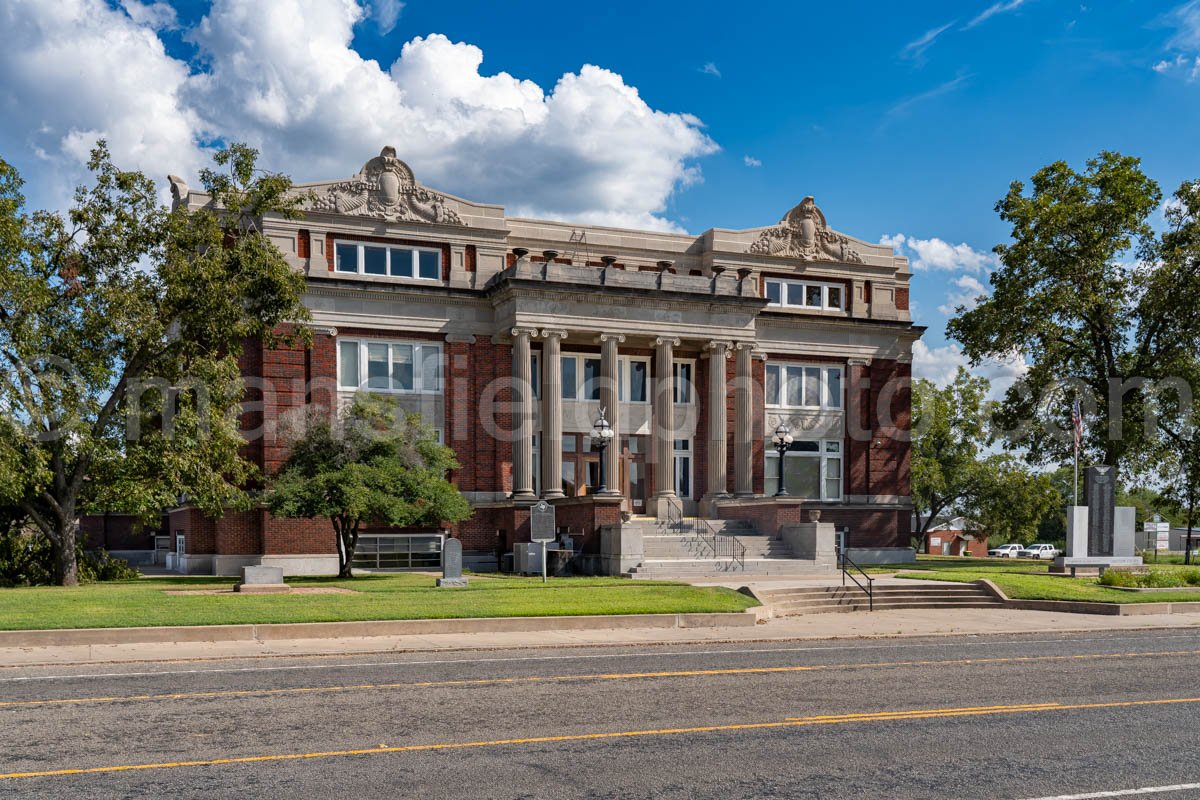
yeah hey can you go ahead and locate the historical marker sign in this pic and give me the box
[436,537,468,587]
[530,500,556,542]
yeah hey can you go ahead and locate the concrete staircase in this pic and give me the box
[625,517,837,579]
[756,583,1003,615]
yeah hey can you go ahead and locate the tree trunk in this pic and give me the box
[333,516,359,579]
[54,519,80,587]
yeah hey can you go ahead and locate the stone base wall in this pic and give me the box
[715,498,803,537]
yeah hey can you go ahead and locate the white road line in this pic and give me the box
[1018,783,1200,799]
[2,632,1199,683]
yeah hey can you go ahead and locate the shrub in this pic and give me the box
[1143,569,1188,588]
[1099,569,1140,587]
[1183,569,1200,586]
[0,526,53,587]
[79,550,142,583]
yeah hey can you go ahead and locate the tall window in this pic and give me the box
[337,339,442,393]
[764,278,844,310]
[335,240,441,280]
[673,361,694,404]
[764,363,843,409]
[673,439,692,499]
[764,440,842,500]
[560,355,605,400]
[620,357,649,403]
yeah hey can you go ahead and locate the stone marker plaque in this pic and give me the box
[235,565,288,594]
[530,500,556,542]
[437,537,468,587]
[1086,466,1116,557]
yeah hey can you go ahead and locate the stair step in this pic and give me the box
[758,582,1002,615]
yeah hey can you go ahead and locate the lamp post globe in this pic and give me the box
[590,409,615,494]
[773,424,793,497]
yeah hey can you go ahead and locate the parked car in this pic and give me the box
[1019,543,1061,560]
[988,543,1024,558]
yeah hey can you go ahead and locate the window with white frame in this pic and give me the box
[334,240,441,280]
[673,361,694,404]
[673,439,693,499]
[337,339,443,393]
[619,357,649,403]
[558,355,648,402]
[764,363,843,409]
[764,440,843,500]
[560,355,603,400]
[764,278,844,311]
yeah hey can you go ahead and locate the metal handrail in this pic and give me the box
[666,499,745,570]
[838,549,874,611]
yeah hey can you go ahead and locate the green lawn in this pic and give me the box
[878,558,1200,604]
[0,574,758,631]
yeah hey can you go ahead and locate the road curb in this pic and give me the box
[0,611,761,648]
[975,579,1200,616]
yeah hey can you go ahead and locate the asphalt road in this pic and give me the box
[4,629,1200,799]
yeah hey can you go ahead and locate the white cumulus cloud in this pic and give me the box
[743,155,762,167]
[0,0,718,232]
[913,341,1028,399]
[938,274,989,315]
[880,233,995,273]
[0,0,206,210]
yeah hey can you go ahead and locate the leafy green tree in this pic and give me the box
[947,153,1200,474]
[0,144,310,586]
[268,395,472,578]
[911,368,1058,548]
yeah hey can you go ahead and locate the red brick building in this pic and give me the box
[162,148,921,575]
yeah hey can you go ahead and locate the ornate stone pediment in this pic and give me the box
[306,146,465,225]
[747,196,862,263]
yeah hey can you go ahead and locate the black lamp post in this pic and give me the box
[590,409,616,493]
[773,423,793,497]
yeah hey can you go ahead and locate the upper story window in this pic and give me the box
[619,357,649,404]
[335,240,441,281]
[764,278,844,311]
[673,361,694,404]
[337,339,442,393]
[765,363,843,409]
[558,355,649,403]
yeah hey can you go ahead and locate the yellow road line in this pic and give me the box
[5,697,1200,781]
[3,648,1197,710]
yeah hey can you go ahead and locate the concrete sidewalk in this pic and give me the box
[3,607,1200,668]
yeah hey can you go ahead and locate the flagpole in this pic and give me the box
[1071,397,1081,508]
[1074,443,1079,507]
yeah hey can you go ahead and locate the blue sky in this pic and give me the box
[2,0,1198,387]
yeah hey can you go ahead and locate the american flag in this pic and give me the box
[1071,398,1083,453]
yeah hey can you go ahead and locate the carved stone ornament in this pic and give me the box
[747,196,862,263]
[307,146,465,225]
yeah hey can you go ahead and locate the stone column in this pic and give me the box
[701,341,731,514]
[653,337,680,515]
[510,327,537,502]
[734,342,755,497]
[540,329,567,499]
[597,333,624,496]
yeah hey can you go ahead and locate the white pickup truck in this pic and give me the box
[987,543,1024,558]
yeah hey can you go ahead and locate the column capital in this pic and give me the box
[595,333,626,344]
[308,324,338,337]
[540,329,568,340]
[444,333,477,344]
[510,326,538,339]
[703,340,733,358]
[654,336,681,348]
[847,357,873,367]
